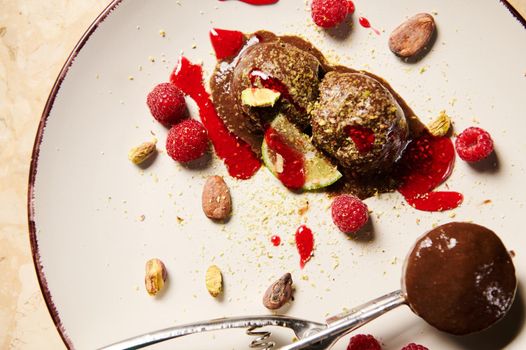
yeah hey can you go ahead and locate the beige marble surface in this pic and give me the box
[0,0,524,349]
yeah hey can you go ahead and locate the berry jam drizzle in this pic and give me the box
[295,225,314,269]
[249,69,305,113]
[358,17,380,35]
[264,127,306,189]
[347,125,375,153]
[171,57,261,179]
[219,0,279,5]
[271,235,281,246]
[210,28,245,61]
[398,133,463,212]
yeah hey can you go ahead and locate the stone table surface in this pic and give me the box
[0,0,525,349]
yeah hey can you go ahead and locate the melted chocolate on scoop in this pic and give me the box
[404,222,516,335]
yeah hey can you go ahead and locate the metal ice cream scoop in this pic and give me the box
[100,222,517,350]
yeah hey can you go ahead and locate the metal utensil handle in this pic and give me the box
[279,290,406,350]
[98,315,323,350]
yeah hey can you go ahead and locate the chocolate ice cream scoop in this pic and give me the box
[403,222,517,335]
[312,222,517,346]
[311,71,409,177]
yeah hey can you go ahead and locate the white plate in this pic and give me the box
[29,0,526,349]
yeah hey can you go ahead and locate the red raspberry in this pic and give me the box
[401,343,429,350]
[331,195,369,234]
[147,82,186,126]
[311,0,350,28]
[347,334,382,350]
[166,119,208,162]
[455,127,494,162]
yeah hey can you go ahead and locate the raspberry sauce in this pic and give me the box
[264,127,306,190]
[358,17,380,35]
[219,0,279,4]
[171,57,261,179]
[210,28,245,61]
[347,125,375,153]
[271,235,281,246]
[295,225,314,269]
[249,69,305,113]
[397,133,463,211]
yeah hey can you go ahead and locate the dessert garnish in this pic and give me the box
[205,265,224,297]
[262,273,293,310]
[455,126,494,162]
[389,13,436,59]
[404,222,516,335]
[401,344,429,350]
[426,110,451,137]
[346,334,381,350]
[397,132,463,211]
[270,235,281,246]
[295,225,314,268]
[147,82,187,126]
[209,28,245,61]
[262,114,342,190]
[128,139,157,165]
[358,17,380,35]
[144,258,167,296]
[166,119,209,163]
[331,194,369,234]
[241,87,281,108]
[311,0,353,28]
[202,176,232,221]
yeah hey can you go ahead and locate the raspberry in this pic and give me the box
[331,195,369,234]
[166,119,209,162]
[347,334,382,350]
[311,0,350,28]
[147,82,187,126]
[455,127,494,162]
[400,343,429,350]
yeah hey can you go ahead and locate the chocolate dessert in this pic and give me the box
[403,222,516,335]
[210,30,424,196]
[312,72,409,176]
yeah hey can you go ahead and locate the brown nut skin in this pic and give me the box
[262,273,293,310]
[202,176,232,220]
[389,13,436,58]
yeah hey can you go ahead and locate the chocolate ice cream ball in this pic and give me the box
[232,40,321,130]
[404,222,517,335]
[311,71,408,176]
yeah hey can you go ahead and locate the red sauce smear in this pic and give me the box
[171,57,261,179]
[219,0,279,5]
[397,133,463,212]
[347,125,375,153]
[358,17,380,35]
[249,69,306,113]
[271,235,281,246]
[348,1,355,15]
[264,127,306,190]
[210,28,245,61]
[296,225,314,269]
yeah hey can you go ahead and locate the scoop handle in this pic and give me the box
[280,290,406,350]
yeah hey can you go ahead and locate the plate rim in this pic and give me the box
[26,0,526,348]
[27,1,124,347]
